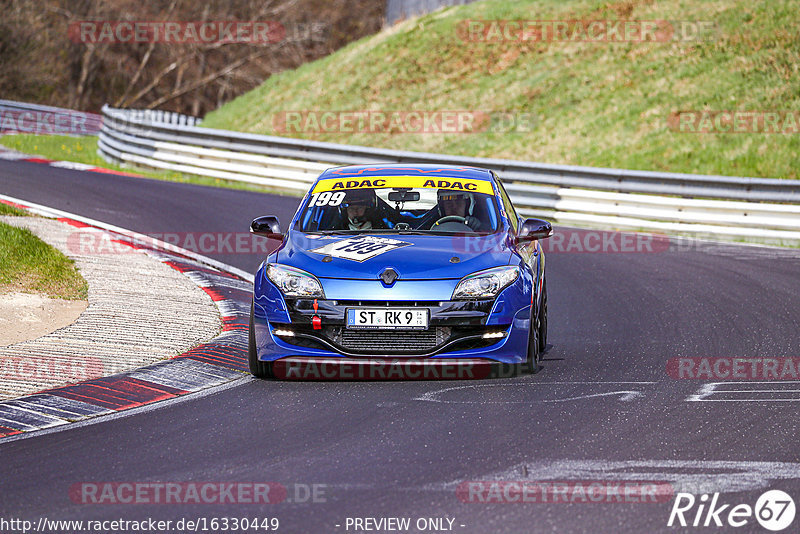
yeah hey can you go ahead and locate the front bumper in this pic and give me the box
[275,298,505,356]
[253,297,531,364]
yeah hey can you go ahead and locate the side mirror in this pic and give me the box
[250,216,282,239]
[518,218,553,241]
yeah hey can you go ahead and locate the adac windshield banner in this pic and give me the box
[312,175,495,196]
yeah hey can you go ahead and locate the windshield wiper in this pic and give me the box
[313,230,362,235]
[308,229,492,236]
[368,229,428,235]
[310,229,428,235]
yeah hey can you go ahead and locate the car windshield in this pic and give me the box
[298,180,501,234]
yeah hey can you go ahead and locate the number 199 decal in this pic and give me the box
[308,191,346,207]
[309,236,412,262]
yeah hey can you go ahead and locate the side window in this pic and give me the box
[494,175,519,233]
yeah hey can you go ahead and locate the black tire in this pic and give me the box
[249,302,274,379]
[522,316,540,374]
[538,277,548,354]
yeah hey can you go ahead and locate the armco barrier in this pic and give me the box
[0,99,102,136]
[98,105,800,244]
[386,0,479,26]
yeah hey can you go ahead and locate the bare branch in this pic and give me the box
[115,0,180,107]
[146,46,274,109]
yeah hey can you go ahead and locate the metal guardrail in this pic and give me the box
[0,99,102,136]
[386,0,479,25]
[98,105,800,244]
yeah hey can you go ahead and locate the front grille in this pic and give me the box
[333,327,451,354]
[333,300,442,307]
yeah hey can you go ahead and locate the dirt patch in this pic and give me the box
[0,292,87,347]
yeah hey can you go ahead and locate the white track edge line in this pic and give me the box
[0,376,252,445]
[0,192,255,282]
[0,193,256,442]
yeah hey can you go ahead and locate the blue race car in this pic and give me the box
[248,164,553,379]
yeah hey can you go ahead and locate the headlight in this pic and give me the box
[452,266,520,300]
[265,264,325,298]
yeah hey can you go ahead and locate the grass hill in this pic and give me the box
[202,0,800,179]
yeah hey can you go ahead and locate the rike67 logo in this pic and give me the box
[668,490,795,531]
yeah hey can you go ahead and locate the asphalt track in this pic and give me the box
[1,159,800,533]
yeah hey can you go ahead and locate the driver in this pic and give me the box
[340,189,384,230]
[435,189,482,231]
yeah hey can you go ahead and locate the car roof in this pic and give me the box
[317,164,495,182]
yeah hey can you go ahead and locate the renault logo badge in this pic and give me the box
[380,268,399,285]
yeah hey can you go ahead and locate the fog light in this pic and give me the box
[482,331,506,339]
[273,329,295,337]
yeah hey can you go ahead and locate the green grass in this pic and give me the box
[202,0,800,180]
[0,221,88,300]
[0,134,302,196]
[0,203,29,216]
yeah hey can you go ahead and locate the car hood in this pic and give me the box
[276,232,513,280]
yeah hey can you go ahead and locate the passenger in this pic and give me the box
[340,189,384,230]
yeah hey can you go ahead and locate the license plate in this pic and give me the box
[346,308,428,329]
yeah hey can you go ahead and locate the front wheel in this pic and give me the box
[522,319,540,374]
[249,302,274,379]
[538,278,548,354]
